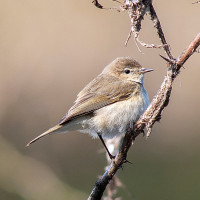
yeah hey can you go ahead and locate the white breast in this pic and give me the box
[81,86,149,139]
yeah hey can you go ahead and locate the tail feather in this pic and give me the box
[26,124,62,147]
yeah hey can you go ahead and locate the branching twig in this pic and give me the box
[148,3,173,59]
[88,32,200,200]
[92,0,173,58]
[125,0,173,58]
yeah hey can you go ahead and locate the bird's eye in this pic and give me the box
[124,69,131,74]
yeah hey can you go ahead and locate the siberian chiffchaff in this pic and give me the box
[27,57,153,159]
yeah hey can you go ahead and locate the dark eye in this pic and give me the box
[124,69,130,74]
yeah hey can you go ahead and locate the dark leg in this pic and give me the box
[98,134,115,160]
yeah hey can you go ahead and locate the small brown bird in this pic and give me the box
[27,57,153,159]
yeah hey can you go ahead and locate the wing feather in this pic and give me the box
[59,74,138,125]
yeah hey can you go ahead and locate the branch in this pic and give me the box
[124,0,173,58]
[93,1,173,58]
[148,4,173,59]
[88,32,200,200]
[176,33,200,71]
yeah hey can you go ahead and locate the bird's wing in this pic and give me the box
[26,74,139,146]
[59,74,139,125]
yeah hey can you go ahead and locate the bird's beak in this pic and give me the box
[140,68,154,74]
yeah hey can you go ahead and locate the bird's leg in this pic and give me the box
[97,133,115,160]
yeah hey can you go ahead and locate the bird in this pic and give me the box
[26,57,153,159]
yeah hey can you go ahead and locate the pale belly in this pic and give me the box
[80,87,149,139]
[56,87,149,139]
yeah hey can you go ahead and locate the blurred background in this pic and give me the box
[0,0,200,199]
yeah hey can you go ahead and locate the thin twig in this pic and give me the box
[124,0,173,57]
[92,0,104,9]
[92,0,122,11]
[92,1,172,57]
[112,0,123,5]
[135,35,168,49]
[125,30,132,46]
[148,4,173,59]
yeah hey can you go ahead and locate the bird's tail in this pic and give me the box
[26,124,62,147]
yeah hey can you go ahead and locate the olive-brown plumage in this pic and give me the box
[27,57,153,158]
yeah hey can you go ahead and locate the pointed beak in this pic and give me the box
[140,68,154,74]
